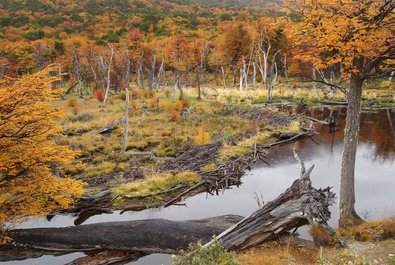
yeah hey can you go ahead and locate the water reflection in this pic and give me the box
[4,107,395,265]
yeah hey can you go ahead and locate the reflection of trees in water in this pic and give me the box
[312,107,395,162]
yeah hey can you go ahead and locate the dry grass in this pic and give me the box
[337,216,395,242]
[112,171,199,196]
[237,241,317,265]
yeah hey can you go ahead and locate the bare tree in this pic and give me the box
[122,56,131,153]
[87,48,100,89]
[266,51,280,102]
[221,66,228,90]
[156,59,165,90]
[72,46,84,98]
[98,43,115,107]
[257,30,271,87]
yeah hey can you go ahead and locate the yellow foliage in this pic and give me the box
[284,0,394,78]
[0,67,84,227]
[194,125,212,145]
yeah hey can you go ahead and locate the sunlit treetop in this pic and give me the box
[284,0,395,79]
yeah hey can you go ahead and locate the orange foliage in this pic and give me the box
[169,110,181,122]
[0,67,84,227]
[95,89,105,102]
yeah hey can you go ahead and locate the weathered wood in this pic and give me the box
[6,215,244,254]
[206,154,335,251]
[315,100,348,106]
[89,120,124,134]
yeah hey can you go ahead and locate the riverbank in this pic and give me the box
[57,84,395,215]
[59,87,306,213]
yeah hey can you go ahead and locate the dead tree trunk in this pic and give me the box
[195,65,201,100]
[206,158,335,251]
[122,58,131,153]
[339,74,364,228]
[99,43,115,107]
[6,216,244,254]
[221,66,228,90]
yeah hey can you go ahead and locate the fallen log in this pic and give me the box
[205,152,335,251]
[89,119,124,134]
[6,215,244,254]
[315,100,348,106]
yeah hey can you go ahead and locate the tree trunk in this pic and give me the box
[195,66,201,100]
[221,66,227,90]
[207,162,335,250]
[6,216,243,254]
[122,86,129,153]
[339,74,364,228]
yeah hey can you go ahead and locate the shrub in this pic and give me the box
[309,225,332,246]
[194,125,212,145]
[69,113,94,123]
[149,96,158,108]
[109,95,116,105]
[67,98,77,107]
[180,98,189,108]
[131,89,139,99]
[130,99,139,110]
[173,240,240,265]
[381,80,395,89]
[72,106,79,115]
[165,89,171,99]
[119,91,127,101]
[96,89,105,102]
[169,110,180,122]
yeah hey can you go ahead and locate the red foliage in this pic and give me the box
[96,89,105,102]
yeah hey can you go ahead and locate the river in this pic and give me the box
[2,107,395,265]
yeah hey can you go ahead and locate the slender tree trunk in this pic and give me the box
[283,53,288,83]
[239,68,243,92]
[221,66,228,90]
[339,74,364,228]
[232,64,236,86]
[253,63,257,90]
[312,68,317,90]
[195,66,201,100]
[122,86,129,153]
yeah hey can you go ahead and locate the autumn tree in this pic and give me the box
[0,67,84,228]
[285,0,395,227]
[223,23,251,86]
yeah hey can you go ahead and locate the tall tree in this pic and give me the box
[0,67,84,228]
[285,0,395,227]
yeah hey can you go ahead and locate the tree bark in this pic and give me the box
[6,216,243,254]
[339,74,364,228]
[207,161,335,250]
[195,65,201,99]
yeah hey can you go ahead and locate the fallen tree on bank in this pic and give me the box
[5,154,335,259]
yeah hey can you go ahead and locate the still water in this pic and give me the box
[3,107,395,265]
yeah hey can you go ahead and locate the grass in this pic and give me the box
[173,240,240,265]
[337,216,395,242]
[218,120,301,163]
[112,171,200,196]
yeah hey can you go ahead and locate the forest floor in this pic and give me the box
[59,84,394,212]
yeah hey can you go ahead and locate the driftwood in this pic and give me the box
[205,154,335,251]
